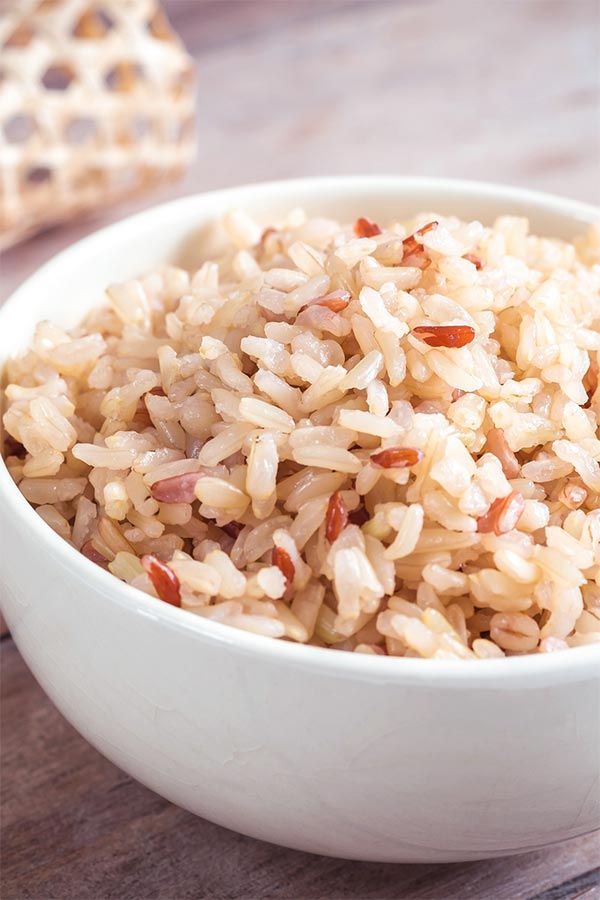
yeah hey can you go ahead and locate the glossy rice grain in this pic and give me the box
[3,209,600,659]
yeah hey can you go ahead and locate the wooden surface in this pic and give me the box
[1,1,600,897]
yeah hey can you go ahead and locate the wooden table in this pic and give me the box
[1,1,599,897]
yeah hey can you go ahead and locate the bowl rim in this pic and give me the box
[1,174,599,684]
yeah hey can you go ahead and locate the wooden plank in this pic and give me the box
[1,638,599,900]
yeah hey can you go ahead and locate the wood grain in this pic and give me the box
[1,0,600,896]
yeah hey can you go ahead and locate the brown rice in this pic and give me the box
[3,208,600,659]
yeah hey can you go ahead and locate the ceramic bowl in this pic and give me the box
[1,177,599,863]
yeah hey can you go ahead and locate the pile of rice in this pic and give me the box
[3,208,600,659]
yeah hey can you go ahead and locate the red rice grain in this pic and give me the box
[325,491,349,543]
[151,472,204,503]
[477,492,526,535]
[299,289,352,314]
[272,546,295,585]
[354,217,382,238]
[462,253,483,269]
[412,324,475,348]
[401,221,438,257]
[370,447,424,469]
[81,540,108,567]
[485,427,520,479]
[142,554,181,606]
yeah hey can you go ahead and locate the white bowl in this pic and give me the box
[1,177,599,863]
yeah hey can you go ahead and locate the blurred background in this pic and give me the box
[169,0,599,194]
[1,0,598,301]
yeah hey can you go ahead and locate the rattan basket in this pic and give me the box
[0,0,196,250]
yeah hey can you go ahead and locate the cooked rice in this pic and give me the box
[3,209,600,659]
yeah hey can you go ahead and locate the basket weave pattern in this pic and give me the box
[0,0,196,249]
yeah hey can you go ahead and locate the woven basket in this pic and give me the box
[0,0,196,250]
